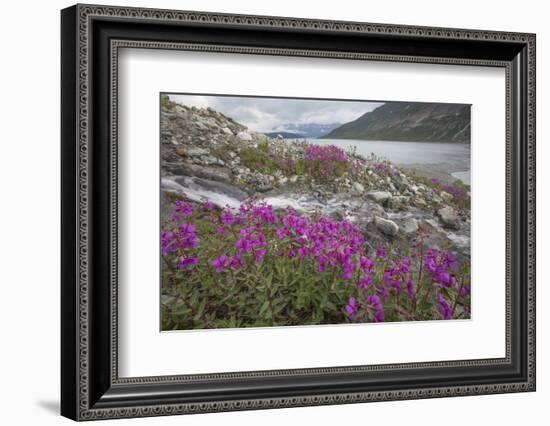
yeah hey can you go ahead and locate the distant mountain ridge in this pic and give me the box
[271,122,341,139]
[264,132,305,139]
[321,102,471,143]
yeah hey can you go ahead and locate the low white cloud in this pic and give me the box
[167,94,383,132]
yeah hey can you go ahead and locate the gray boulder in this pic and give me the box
[400,218,419,235]
[437,206,461,230]
[186,147,210,157]
[374,216,399,236]
[387,195,408,210]
[367,191,393,204]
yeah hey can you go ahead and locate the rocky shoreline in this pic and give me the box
[160,97,471,260]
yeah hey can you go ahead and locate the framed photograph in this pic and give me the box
[61,4,536,421]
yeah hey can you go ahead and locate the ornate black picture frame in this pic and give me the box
[61,4,536,421]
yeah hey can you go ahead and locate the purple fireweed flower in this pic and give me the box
[345,297,358,320]
[359,256,374,272]
[235,235,252,253]
[357,274,373,289]
[254,249,266,263]
[425,256,437,273]
[424,249,459,288]
[377,283,390,303]
[203,201,215,210]
[383,269,402,293]
[443,252,459,271]
[178,256,198,270]
[305,145,348,163]
[229,254,245,270]
[275,228,286,240]
[249,203,278,225]
[436,293,453,320]
[373,163,387,174]
[235,227,267,254]
[220,210,235,225]
[459,286,471,297]
[406,280,415,300]
[178,223,198,249]
[217,226,226,235]
[174,200,194,217]
[317,256,327,273]
[376,245,387,259]
[399,257,412,274]
[434,271,457,288]
[161,230,177,255]
[442,184,468,200]
[212,255,230,273]
[366,295,385,322]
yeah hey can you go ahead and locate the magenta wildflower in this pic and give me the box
[376,245,387,259]
[275,228,286,240]
[436,293,452,320]
[434,271,457,288]
[212,255,230,273]
[345,297,358,320]
[424,249,458,288]
[254,249,266,263]
[406,280,415,300]
[377,283,390,303]
[220,210,235,225]
[161,230,177,255]
[383,269,402,293]
[459,286,471,297]
[360,256,374,272]
[203,200,215,210]
[178,223,198,249]
[178,256,198,270]
[357,274,373,289]
[366,295,385,322]
[229,254,245,270]
[174,200,194,217]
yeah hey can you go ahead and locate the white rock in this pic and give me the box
[440,191,453,202]
[351,182,365,194]
[374,216,399,236]
[237,131,253,141]
[221,127,233,135]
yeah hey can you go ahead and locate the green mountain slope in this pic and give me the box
[321,102,471,142]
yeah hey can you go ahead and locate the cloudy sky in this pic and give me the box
[167,94,383,133]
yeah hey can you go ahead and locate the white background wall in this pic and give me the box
[0,0,546,424]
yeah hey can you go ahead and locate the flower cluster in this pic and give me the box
[424,249,459,288]
[161,222,199,271]
[161,198,470,329]
[371,161,399,177]
[431,178,469,201]
[305,144,348,163]
[303,145,351,180]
